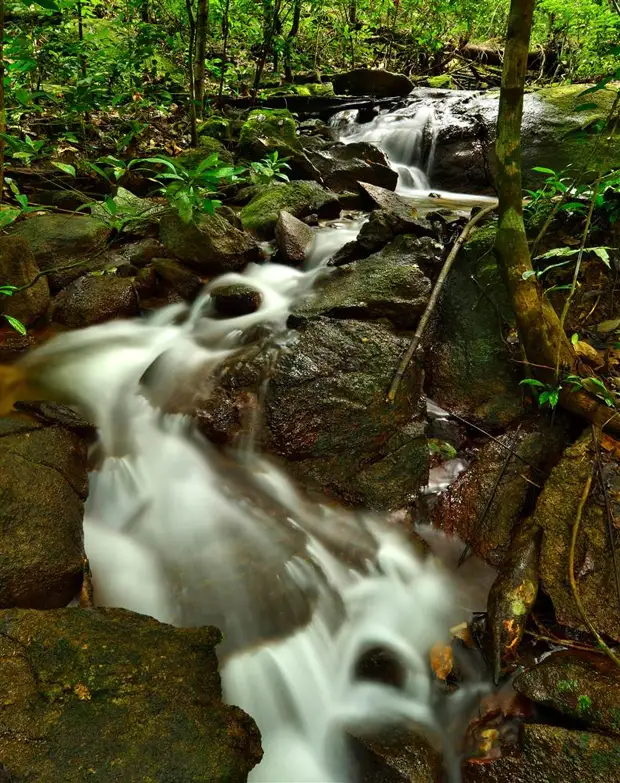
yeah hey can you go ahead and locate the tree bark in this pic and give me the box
[185,0,198,146]
[218,0,231,100]
[194,0,209,118]
[0,0,4,203]
[284,0,302,82]
[494,0,574,382]
[494,0,620,433]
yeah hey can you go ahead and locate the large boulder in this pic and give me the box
[160,210,259,271]
[420,84,620,193]
[0,235,50,326]
[295,234,433,329]
[0,607,262,781]
[0,417,88,609]
[238,108,299,157]
[514,651,620,737]
[307,141,398,192]
[8,214,112,291]
[241,181,340,238]
[274,209,314,266]
[152,258,203,301]
[535,430,620,641]
[52,275,139,328]
[333,69,413,97]
[184,317,429,510]
[425,222,524,428]
[431,420,570,567]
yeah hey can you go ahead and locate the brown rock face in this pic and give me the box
[52,275,139,328]
[333,69,414,97]
[275,209,313,267]
[0,607,262,782]
[0,417,88,609]
[0,235,50,326]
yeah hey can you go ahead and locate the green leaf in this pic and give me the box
[3,315,27,335]
[32,0,58,9]
[580,76,614,95]
[591,247,611,267]
[548,389,560,409]
[571,333,580,345]
[130,157,178,175]
[532,167,557,175]
[522,270,537,280]
[15,194,28,209]
[175,191,194,224]
[195,154,220,174]
[539,391,550,406]
[520,378,547,389]
[52,162,77,177]
[0,208,21,229]
[0,285,17,296]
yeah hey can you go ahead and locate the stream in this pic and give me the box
[20,101,500,782]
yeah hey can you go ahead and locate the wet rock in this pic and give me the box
[152,258,203,300]
[425,223,523,428]
[307,142,398,192]
[333,69,413,97]
[350,731,442,783]
[52,275,139,328]
[197,114,233,142]
[90,187,165,233]
[0,235,50,326]
[330,209,440,266]
[514,651,620,736]
[160,210,259,271]
[432,420,569,567]
[218,204,244,231]
[241,181,340,238]
[536,430,620,641]
[274,209,313,266]
[118,237,169,267]
[0,419,87,609]
[295,234,433,329]
[194,317,428,509]
[0,331,35,362]
[8,214,112,291]
[0,607,262,782]
[462,723,620,783]
[12,401,95,439]
[211,283,263,316]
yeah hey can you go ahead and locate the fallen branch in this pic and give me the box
[386,202,497,403]
[568,460,620,669]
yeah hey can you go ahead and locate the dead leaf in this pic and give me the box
[430,642,453,681]
[573,340,603,366]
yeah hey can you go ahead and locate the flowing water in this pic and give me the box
[18,100,498,781]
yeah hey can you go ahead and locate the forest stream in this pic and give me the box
[0,62,620,783]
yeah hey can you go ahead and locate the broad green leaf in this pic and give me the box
[175,191,194,224]
[591,247,611,267]
[195,154,221,174]
[4,315,27,335]
[539,391,550,406]
[0,208,21,229]
[519,378,546,388]
[15,194,28,209]
[52,161,77,177]
[0,285,17,296]
[32,0,59,9]
[548,389,560,409]
[130,157,178,175]
[580,76,613,95]
[532,167,556,175]
[571,333,580,345]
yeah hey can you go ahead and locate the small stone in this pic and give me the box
[211,283,263,316]
[275,210,313,267]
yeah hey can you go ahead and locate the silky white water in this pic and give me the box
[19,175,487,782]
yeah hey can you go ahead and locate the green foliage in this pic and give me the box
[129,154,245,223]
[0,286,27,335]
[249,151,290,186]
[520,378,561,410]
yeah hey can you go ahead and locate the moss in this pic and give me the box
[537,84,618,126]
[238,109,299,159]
[177,136,233,169]
[240,180,338,238]
[197,115,233,142]
[428,74,453,89]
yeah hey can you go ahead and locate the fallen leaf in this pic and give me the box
[430,642,453,681]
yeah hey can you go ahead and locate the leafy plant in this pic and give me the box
[565,374,618,408]
[249,151,291,186]
[520,378,561,409]
[0,286,27,335]
[129,154,245,223]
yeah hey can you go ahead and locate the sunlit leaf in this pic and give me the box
[52,161,77,177]
[3,315,27,335]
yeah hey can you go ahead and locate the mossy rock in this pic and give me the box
[241,181,339,238]
[0,607,262,781]
[535,430,620,642]
[176,136,234,169]
[0,235,50,326]
[427,74,453,89]
[425,220,523,428]
[197,115,233,142]
[238,108,299,159]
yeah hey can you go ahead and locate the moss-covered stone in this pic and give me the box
[514,651,620,736]
[0,418,87,609]
[8,214,112,292]
[197,115,233,142]
[428,74,453,89]
[535,430,620,641]
[238,108,299,158]
[176,136,234,169]
[241,181,339,238]
[0,235,50,326]
[0,607,262,782]
[425,221,523,428]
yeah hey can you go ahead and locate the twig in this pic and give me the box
[386,203,497,403]
[568,461,620,669]
[457,422,523,567]
[592,425,620,614]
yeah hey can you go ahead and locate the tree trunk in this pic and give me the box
[284,0,302,82]
[140,0,149,23]
[77,0,86,78]
[0,0,4,203]
[494,0,574,382]
[252,0,281,97]
[218,0,230,100]
[494,0,620,433]
[194,0,208,118]
[348,0,356,25]
[185,0,198,146]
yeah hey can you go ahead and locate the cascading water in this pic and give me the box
[18,163,488,783]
